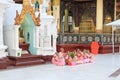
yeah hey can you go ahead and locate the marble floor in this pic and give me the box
[0,53,120,80]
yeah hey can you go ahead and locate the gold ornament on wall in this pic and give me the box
[47,1,52,15]
[38,0,43,4]
[14,10,20,25]
[14,0,41,26]
[36,13,41,26]
[53,0,60,6]
[31,0,36,4]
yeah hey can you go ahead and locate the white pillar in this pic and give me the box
[38,15,56,55]
[39,35,42,46]
[0,5,8,58]
[14,25,20,49]
[35,26,40,48]
[53,35,57,53]
[96,0,103,33]
[0,6,8,47]
[0,10,4,47]
[10,25,22,57]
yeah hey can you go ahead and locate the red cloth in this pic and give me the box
[91,42,99,54]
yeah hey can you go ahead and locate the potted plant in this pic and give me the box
[67,52,77,66]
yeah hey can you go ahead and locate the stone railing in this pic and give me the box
[57,33,120,45]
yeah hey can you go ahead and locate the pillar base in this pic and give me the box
[10,48,22,57]
[0,45,8,58]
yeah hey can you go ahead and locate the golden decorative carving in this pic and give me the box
[14,10,20,25]
[38,0,43,4]
[53,0,60,6]
[23,0,30,6]
[47,1,52,15]
[36,13,41,26]
[14,0,40,26]
[35,7,39,12]
[31,0,36,4]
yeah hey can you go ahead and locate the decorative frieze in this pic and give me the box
[57,33,120,45]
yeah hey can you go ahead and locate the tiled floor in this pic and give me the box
[0,53,120,80]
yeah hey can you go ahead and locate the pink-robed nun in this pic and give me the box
[52,52,65,66]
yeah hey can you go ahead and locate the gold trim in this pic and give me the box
[31,0,43,4]
[31,0,36,4]
[47,1,52,15]
[38,0,43,4]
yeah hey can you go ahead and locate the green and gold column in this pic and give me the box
[96,0,103,33]
[64,8,68,32]
[52,0,60,33]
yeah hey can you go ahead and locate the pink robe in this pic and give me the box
[52,53,65,66]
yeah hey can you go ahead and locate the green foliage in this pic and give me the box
[70,52,75,58]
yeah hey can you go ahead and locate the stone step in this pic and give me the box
[0,58,8,69]
[8,54,45,66]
